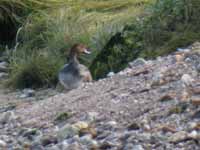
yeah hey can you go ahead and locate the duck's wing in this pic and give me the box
[78,64,92,82]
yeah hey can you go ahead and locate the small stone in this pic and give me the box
[57,122,89,140]
[169,131,188,143]
[132,145,144,150]
[0,111,17,124]
[19,89,35,98]
[57,124,79,140]
[41,135,58,146]
[127,122,140,130]
[175,54,184,62]
[177,48,191,53]
[0,140,7,148]
[86,112,99,122]
[80,134,98,148]
[159,93,175,102]
[129,58,147,67]
[191,96,200,106]
[191,86,200,94]
[181,74,194,86]
[188,130,199,139]
[73,121,89,130]
[192,110,200,119]
[107,72,115,77]
[0,72,8,79]
[0,61,8,72]
[63,142,84,150]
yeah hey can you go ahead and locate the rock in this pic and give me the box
[22,128,41,138]
[191,86,200,94]
[177,48,191,53]
[0,111,17,124]
[86,111,99,122]
[0,140,7,148]
[57,122,89,140]
[159,93,176,102]
[19,89,35,98]
[188,130,199,139]
[41,135,58,146]
[57,124,79,140]
[73,121,89,130]
[79,134,98,148]
[174,54,184,62]
[129,58,147,67]
[127,122,140,130]
[0,104,16,113]
[62,142,85,150]
[124,144,144,150]
[0,72,8,79]
[191,96,200,106]
[181,74,194,86]
[169,131,188,143]
[107,72,115,77]
[0,61,8,72]
[132,145,144,150]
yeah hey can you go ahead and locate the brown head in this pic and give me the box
[70,43,91,56]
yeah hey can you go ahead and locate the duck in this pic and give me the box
[58,43,92,90]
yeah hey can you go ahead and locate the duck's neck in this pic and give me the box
[69,51,79,64]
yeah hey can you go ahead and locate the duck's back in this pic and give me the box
[58,63,82,89]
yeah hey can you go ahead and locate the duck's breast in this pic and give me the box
[58,63,82,89]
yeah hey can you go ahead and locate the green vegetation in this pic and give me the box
[3,0,149,88]
[90,0,200,79]
[1,0,199,88]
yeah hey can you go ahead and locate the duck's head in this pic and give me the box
[70,43,91,55]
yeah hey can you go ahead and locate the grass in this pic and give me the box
[4,0,151,89]
[90,0,200,79]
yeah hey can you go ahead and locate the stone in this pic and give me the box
[19,89,35,98]
[191,96,200,106]
[127,122,140,130]
[57,124,79,140]
[132,145,144,150]
[169,131,188,143]
[0,140,7,148]
[73,121,89,130]
[181,74,194,86]
[0,111,17,124]
[0,61,8,72]
[107,72,115,77]
[58,121,89,140]
[159,93,176,102]
[177,48,191,53]
[79,134,98,148]
[0,72,8,79]
[129,58,147,67]
[86,111,99,122]
[41,135,58,146]
[188,130,199,139]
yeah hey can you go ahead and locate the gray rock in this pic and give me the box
[0,61,8,72]
[57,124,79,140]
[0,72,8,79]
[0,111,17,124]
[0,140,7,148]
[181,74,194,86]
[169,131,188,143]
[107,72,115,77]
[129,58,147,67]
[79,134,98,148]
[19,89,35,98]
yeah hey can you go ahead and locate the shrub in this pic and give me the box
[90,0,200,79]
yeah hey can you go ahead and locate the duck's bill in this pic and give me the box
[83,49,91,54]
